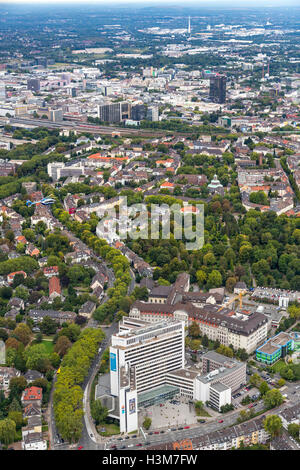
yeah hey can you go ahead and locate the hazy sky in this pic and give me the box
[0,0,299,5]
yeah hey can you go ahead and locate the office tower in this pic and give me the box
[35,57,48,68]
[110,318,185,397]
[61,73,71,84]
[131,104,147,121]
[97,102,131,123]
[27,78,40,93]
[187,16,191,34]
[146,106,159,121]
[109,318,185,433]
[209,75,227,104]
[102,86,112,96]
[50,109,63,122]
[0,85,6,100]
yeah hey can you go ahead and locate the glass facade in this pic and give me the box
[137,384,179,408]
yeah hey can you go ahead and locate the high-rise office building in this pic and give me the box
[209,75,227,104]
[131,104,147,121]
[97,102,131,123]
[50,108,63,122]
[0,85,6,100]
[109,317,185,433]
[146,106,159,121]
[27,78,40,93]
[110,318,185,397]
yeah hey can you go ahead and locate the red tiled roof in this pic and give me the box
[22,386,42,401]
[7,271,27,281]
[49,276,61,295]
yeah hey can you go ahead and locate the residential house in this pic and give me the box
[0,367,20,392]
[28,309,76,325]
[22,432,47,451]
[49,276,62,300]
[8,297,25,311]
[24,370,44,382]
[43,266,59,278]
[7,271,27,284]
[79,301,96,318]
[21,386,43,406]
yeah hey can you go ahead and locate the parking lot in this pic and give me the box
[231,384,261,409]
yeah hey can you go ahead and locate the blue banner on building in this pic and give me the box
[110,352,117,372]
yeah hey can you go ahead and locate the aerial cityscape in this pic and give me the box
[0,0,300,455]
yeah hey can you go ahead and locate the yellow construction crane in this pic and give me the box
[218,292,243,312]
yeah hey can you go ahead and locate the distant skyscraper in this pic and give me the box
[131,104,147,121]
[209,75,227,104]
[97,102,131,123]
[27,78,40,93]
[147,106,159,122]
[50,109,63,122]
[0,85,6,100]
[187,16,191,35]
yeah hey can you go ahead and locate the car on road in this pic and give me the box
[77,446,83,450]
[184,426,190,429]
[154,431,159,435]
[128,444,134,448]
[132,434,137,438]
[120,445,126,449]
[160,430,165,433]
[218,420,224,423]
[145,441,150,445]
[125,436,130,439]
[199,420,206,424]
[117,437,123,440]
[248,404,254,408]
[171,428,177,431]
[110,445,117,449]
[136,443,142,447]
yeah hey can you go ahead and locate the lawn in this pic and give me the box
[268,359,286,373]
[195,407,211,417]
[41,340,54,355]
[97,423,120,436]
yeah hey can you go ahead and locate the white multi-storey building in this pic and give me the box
[109,317,185,432]
[130,301,268,354]
[110,318,185,396]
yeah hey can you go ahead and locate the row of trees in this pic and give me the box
[52,205,132,324]
[53,328,105,442]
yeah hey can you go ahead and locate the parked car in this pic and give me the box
[218,420,224,423]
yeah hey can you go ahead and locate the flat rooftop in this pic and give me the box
[210,382,230,393]
[166,368,199,380]
[257,331,291,355]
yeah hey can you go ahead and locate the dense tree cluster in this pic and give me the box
[53,328,105,442]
